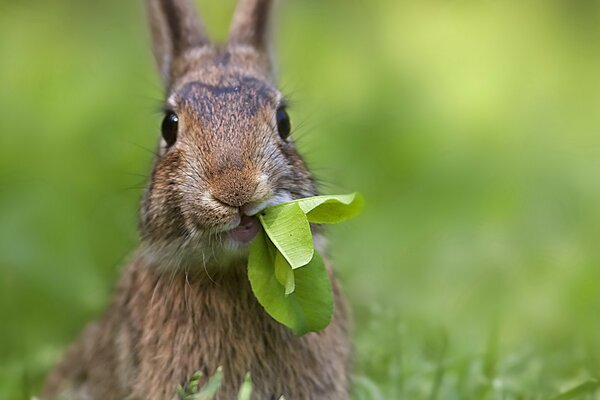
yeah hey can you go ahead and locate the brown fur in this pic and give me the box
[41,0,352,399]
[41,257,350,400]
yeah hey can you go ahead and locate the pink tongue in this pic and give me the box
[229,215,260,243]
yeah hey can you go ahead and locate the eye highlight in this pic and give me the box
[276,107,291,140]
[161,111,178,147]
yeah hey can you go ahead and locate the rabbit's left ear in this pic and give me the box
[146,0,210,88]
[227,0,275,70]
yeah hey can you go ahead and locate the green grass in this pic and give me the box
[2,0,600,399]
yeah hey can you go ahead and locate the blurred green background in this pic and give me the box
[2,0,600,398]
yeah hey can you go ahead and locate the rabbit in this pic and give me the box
[40,0,352,399]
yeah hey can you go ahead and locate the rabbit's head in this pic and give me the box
[140,0,317,269]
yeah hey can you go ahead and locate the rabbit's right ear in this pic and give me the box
[227,0,275,74]
[146,0,209,89]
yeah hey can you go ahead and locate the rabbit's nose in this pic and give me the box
[212,186,254,208]
[210,170,258,208]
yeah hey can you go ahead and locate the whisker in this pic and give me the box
[123,139,160,158]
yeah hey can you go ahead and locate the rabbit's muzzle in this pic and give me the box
[209,167,259,208]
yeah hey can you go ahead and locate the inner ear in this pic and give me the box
[147,0,210,88]
[228,0,274,54]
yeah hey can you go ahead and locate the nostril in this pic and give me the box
[211,189,253,209]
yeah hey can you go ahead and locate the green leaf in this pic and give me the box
[274,250,295,296]
[247,192,362,334]
[237,373,253,400]
[195,367,223,400]
[288,193,364,224]
[258,203,313,269]
[188,371,203,394]
[248,232,334,335]
[177,371,204,400]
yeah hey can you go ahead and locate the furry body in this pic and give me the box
[41,255,351,400]
[41,0,353,398]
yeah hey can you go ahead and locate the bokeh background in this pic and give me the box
[2,0,600,398]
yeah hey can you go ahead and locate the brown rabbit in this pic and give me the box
[40,0,351,399]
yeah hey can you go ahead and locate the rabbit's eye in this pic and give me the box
[276,107,291,140]
[161,112,179,147]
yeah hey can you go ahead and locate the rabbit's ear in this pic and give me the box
[227,0,274,58]
[147,0,209,88]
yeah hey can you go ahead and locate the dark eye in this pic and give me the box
[276,107,291,140]
[161,111,178,147]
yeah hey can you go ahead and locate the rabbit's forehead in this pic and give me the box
[172,75,279,120]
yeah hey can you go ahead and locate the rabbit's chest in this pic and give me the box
[124,265,341,399]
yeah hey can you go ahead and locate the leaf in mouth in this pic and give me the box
[247,192,363,335]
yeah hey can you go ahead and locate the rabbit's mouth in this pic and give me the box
[228,215,260,244]
[220,191,293,249]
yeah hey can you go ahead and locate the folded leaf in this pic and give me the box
[305,193,363,224]
[274,251,295,296]
[247,192,362,335]
[258,203,313,269]
[248,232,333,335]
[276,193,364,224]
